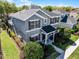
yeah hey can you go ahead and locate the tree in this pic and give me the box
[73,23,79,32]
[18,5,29,11]
[0,0,5,19]
[23,42,44,59]
[59,28,71,39]
[64,28,72,39]
[58,6,73,12]
[11,3,18,13]
[43,6,53,11]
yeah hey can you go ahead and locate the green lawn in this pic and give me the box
[70,34,79,41]
[68,47,79,59]
[0,31,20,59]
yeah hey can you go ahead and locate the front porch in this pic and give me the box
[30,25,57,45]
[40,25,56,45]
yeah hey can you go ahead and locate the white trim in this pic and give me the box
[29,19,40,22]
[50,23,59,25]
[45,34,48,44]
[26,28,41,32]
[31,34,39,37]
[24,9,46,21]
[47,30,56,35]
[35,13,46,19]
[41,29,47,34]
[40,9,60,18]
[40,10,51,18]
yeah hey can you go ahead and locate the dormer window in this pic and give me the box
[28,19,40,30]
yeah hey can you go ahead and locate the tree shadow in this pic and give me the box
[39,43,59,59]
[53,33,76,50]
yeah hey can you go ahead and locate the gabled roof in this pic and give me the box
[9,9,61,21]
[9,9,40,21]
[42,25,56,33]
[42,9,60,17]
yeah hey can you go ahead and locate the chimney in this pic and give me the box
[30,4,41,9]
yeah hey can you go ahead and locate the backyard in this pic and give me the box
[0,31,20,59]
[68,46,79,59]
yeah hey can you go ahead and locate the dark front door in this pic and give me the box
[48,34,53,40]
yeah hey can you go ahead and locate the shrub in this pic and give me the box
[23,42,44,59]
[10,31,16,37]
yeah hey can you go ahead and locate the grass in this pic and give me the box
[46,45,60,59]
[70,34,79,41]
[68,47,79,59]
[47,52,59,59]
[0,31,20,59]
[53,34,79,50]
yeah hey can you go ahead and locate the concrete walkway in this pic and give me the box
[51,44,64,54]
[51,39,79,59]
[64,39,79,59]
[51,44,65,59]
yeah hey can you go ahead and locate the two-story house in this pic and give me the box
[8,8,77,45]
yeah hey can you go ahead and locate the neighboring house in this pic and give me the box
[8,9,77,45]
[52,10,69,18]
[70,11,78,18]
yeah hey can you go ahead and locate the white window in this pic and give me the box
[50,17,59,24]
[28,19,40,30]
[44,19,47,25]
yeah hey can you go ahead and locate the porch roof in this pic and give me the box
[42,25,56,33]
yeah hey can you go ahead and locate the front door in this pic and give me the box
[48,34,53,40]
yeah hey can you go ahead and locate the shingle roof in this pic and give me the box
[42,25,56,33]
[42,9,60,17]
[52,10,69,15]
[9,9,40,21]
[9,9,61,21]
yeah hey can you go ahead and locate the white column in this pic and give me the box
[53,32,55,42]
[40,33,42,42]
[45,34,48,44]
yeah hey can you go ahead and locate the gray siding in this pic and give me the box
[37,10,50,26]
[26,14,44,30]
[26,29,41,39]
[11,10,62,41]
[12,18,26,33]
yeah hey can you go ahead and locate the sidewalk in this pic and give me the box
[64,39,79,59]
